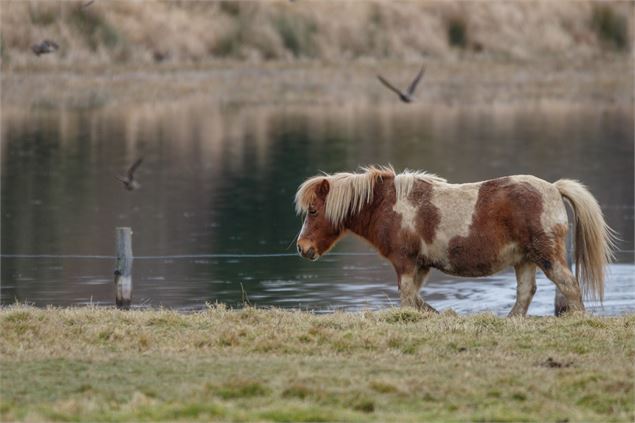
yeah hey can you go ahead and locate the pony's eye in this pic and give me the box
[308,208,317,216]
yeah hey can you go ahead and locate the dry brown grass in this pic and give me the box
[1,305,633,421]
[1,1,632,68]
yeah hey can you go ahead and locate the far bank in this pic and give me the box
[1,58,632,109]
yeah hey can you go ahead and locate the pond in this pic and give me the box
[1,100,633,315]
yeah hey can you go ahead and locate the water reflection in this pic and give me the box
[1,101,633,314]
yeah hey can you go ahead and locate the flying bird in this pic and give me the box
[377,66,425,103]
[116,158,143,191]
[31,40,59,56]
[81,0,96,8]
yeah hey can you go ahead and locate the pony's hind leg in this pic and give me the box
[554,288,569,316]
[509,262,537,317]
[399,268,437,313]
[536,231,585,313]
[555,217,575,316]
[541,261,584,313]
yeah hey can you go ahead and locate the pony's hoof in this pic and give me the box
[420,302,439,314]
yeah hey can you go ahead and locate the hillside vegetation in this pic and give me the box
[1,306,633,421]
[1,1,632,68]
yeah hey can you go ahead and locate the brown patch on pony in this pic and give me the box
[448,177,551,276]
[345,176,419,277]
[409,180,440,244]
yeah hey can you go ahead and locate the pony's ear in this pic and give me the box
[316,179,330,198]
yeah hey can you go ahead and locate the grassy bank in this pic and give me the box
[1,306,633,422]
[1,1,631,68]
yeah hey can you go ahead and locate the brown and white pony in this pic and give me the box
[295,166,616,316]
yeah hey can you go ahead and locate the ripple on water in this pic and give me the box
[422,263,634,316]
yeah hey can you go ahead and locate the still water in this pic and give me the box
[1,101,633,315]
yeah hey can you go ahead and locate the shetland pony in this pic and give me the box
[295,166,616,316]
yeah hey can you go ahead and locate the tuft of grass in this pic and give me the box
[124,401,226,421]
[28,5,57,26]
[68,8,124,52]
[282,383,314,400]
[218,1,242,17]
[3,309,32,322]
[369,380,400,394]
[379,307,426,323]
[146,312,188,328]
[447,15,468,48]
[274,14,317,58]
[352,397,375,413]
[213,379,270,399]
[212,30,243,58]
[259,405,345,422]
[591,5,629,51]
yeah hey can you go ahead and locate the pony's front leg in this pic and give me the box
[508,263,537,317]
[399,268,437,313]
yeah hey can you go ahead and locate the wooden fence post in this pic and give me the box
[114,227,133,310]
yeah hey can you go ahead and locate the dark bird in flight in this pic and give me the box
[116,158,143,191]
[81,0,96,8]
[31,40,59,56]
[377,66,425,103]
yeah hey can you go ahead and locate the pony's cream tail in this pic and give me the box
[554,179,618,301]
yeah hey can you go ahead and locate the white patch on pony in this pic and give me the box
[420,182,480,266]
[392,197,418,233]
[392,170,448,235]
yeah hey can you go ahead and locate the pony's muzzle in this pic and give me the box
[297,242,318,261]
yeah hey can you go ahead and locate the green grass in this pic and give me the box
[1,306,633,421]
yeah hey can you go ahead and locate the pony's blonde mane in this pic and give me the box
[394,169,446,202]
[295,166,446,226]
